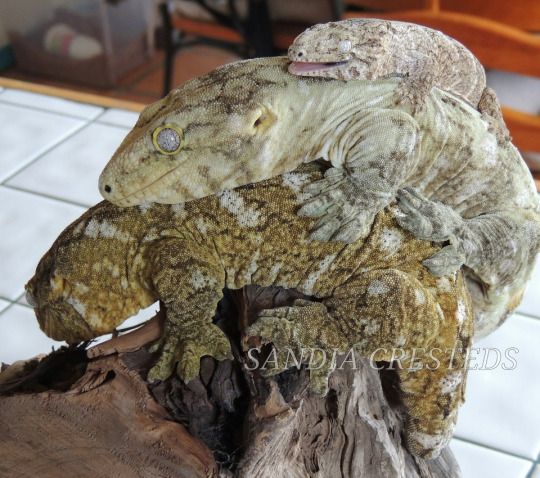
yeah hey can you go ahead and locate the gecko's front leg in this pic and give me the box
[299,109,419,243]
[147,239,232,383]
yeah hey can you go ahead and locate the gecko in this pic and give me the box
[288,18,509,142]
[26,162,477,459]
[98,56,540,338]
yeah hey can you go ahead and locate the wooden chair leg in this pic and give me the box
[160,2,174,97]
[246,0,274,56]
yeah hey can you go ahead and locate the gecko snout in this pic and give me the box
[288,45,305,61]
[25,289,37,308]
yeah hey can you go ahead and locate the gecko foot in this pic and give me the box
[244,300,342,394]
[298,168,382,243]
[147,323,233,383]
[396,187,466,274]
[396,187,463,242]
[423,244,466,276]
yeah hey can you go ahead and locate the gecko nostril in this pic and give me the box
[297,51,304,57]
[104,185,112,193]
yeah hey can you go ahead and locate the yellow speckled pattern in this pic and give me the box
[27,163,478,458]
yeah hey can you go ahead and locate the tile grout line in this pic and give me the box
[526,462,537,478]
[0,97,103,122]
[14,291,33,309]
[515,310,540,322]
[453,435,536,463]
[1,122,92,185]
[2,88,139,128]
[0,293,30,309]
[93,119,137,129]
[1,108,111,187]
[0,301,19,317]
[1,183,91,209]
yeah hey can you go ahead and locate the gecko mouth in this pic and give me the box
[288,60,349,75]
[104,163,184,207]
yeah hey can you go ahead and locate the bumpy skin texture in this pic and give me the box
[288,19,509,142]
[27,163,477,459]
[98,57,540,338]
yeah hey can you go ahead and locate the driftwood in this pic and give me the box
[0,287,461,478]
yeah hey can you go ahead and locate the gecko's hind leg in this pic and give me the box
[245,267,471,458]
[326,268,471,458]
[396,187,540,334]
[244,300,342,395]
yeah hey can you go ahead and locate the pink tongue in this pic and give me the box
[288,61,332,75]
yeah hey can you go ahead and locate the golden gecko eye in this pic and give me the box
[152,124,184,155]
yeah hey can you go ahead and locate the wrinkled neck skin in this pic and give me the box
[265,77,397,173]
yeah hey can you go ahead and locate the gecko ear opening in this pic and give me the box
[252,106,277,133]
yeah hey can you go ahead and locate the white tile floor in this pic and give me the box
[7,122,131,206]
[0,87,539,477]
[0,299,9,314]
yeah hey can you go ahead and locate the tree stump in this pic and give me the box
[0,286,461,478]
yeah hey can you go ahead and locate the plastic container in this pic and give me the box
[0,0,153,88]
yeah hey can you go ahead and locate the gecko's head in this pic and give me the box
[26,250,100,343]
[99,57,303,207]
[25,209,155,342]
[288,19,384,80]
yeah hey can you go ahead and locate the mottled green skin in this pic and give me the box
[27,163,478,458]
[98,57,540,339]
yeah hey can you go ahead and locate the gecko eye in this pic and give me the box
[152,124,184,155]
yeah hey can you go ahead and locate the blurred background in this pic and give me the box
[0,0,539,180]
